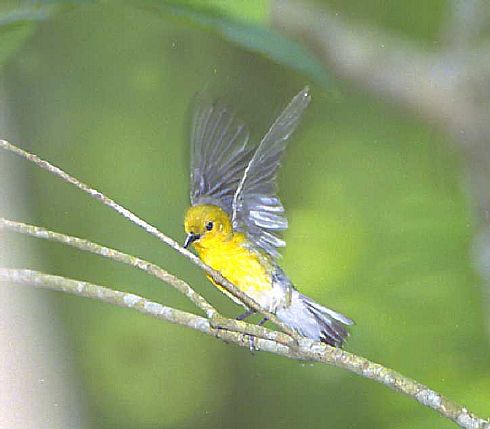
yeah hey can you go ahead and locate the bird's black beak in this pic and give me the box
[183,233,201,249]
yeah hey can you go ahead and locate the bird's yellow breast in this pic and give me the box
[193,233,273,296]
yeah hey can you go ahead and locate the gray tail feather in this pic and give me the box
[275,291,354,347]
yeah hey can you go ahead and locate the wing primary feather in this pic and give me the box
[211,122,249,177]
[207,106,233,164]
[189,96,254,213]
[231,86,311,257]
[189,87,310,257]
[206,149,253,197]
[201,106,224,170]
[216,123,249,163]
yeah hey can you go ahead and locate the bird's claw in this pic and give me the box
[247,335,256,354]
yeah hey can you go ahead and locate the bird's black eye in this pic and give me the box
[205,221,214,231]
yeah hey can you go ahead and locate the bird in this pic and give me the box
[183,87,354,347]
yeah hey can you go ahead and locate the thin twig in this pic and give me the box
[0,217,217,318]
[1,268,488,429]
[2,140,488,427]
[0,218,295,346]
[0,139,299,340]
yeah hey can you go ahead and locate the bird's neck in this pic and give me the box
[193,231,245,256]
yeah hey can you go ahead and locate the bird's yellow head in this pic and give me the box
[183,204,233,250]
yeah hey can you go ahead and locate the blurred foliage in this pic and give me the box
[321,0,447,42]
[1,1,489,429]
[140,0,330,88]
[0,4,52,66]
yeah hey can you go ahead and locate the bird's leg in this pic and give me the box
[248,318,269,352]
[235,311,268,353]
[258,317,268,326]
[234,309,260,353]
[235,308,255,321]
[247,336,256,354]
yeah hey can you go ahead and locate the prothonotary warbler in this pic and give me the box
[183,87,354,347]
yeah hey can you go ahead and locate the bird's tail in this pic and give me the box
[275,290,354,347]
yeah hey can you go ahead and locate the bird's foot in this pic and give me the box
[247,335,256,354]
[258,317,268,326]
[235,308,255,321]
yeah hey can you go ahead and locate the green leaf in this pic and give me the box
[0,0,97,67]
[0,7,54,67]
[169,0,268,24]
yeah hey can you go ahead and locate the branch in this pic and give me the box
[1,268,488,429]
[270,0,490,347]
[1,139,488,427]
[0,139,298,341]
[271,0,490,143]
[0,218,294,346]
[0,217,217,318]
[441,0,487,51]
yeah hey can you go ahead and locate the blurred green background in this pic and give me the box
[1,1,489,428]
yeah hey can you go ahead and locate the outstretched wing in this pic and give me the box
[190,98,254,214]
[232,87,311,258]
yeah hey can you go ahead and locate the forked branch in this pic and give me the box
[0,139,298,340]
[1,267,487,429]
[0,140,488,428]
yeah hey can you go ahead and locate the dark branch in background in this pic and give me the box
[0,139,489,428]
[272,0,490,143]
[441,0,487,51]
[271,0,490,337]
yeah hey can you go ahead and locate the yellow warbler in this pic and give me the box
[184,87,353,347]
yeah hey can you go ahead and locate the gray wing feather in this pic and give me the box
[190,98,254,213]
[232,87,311,258]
